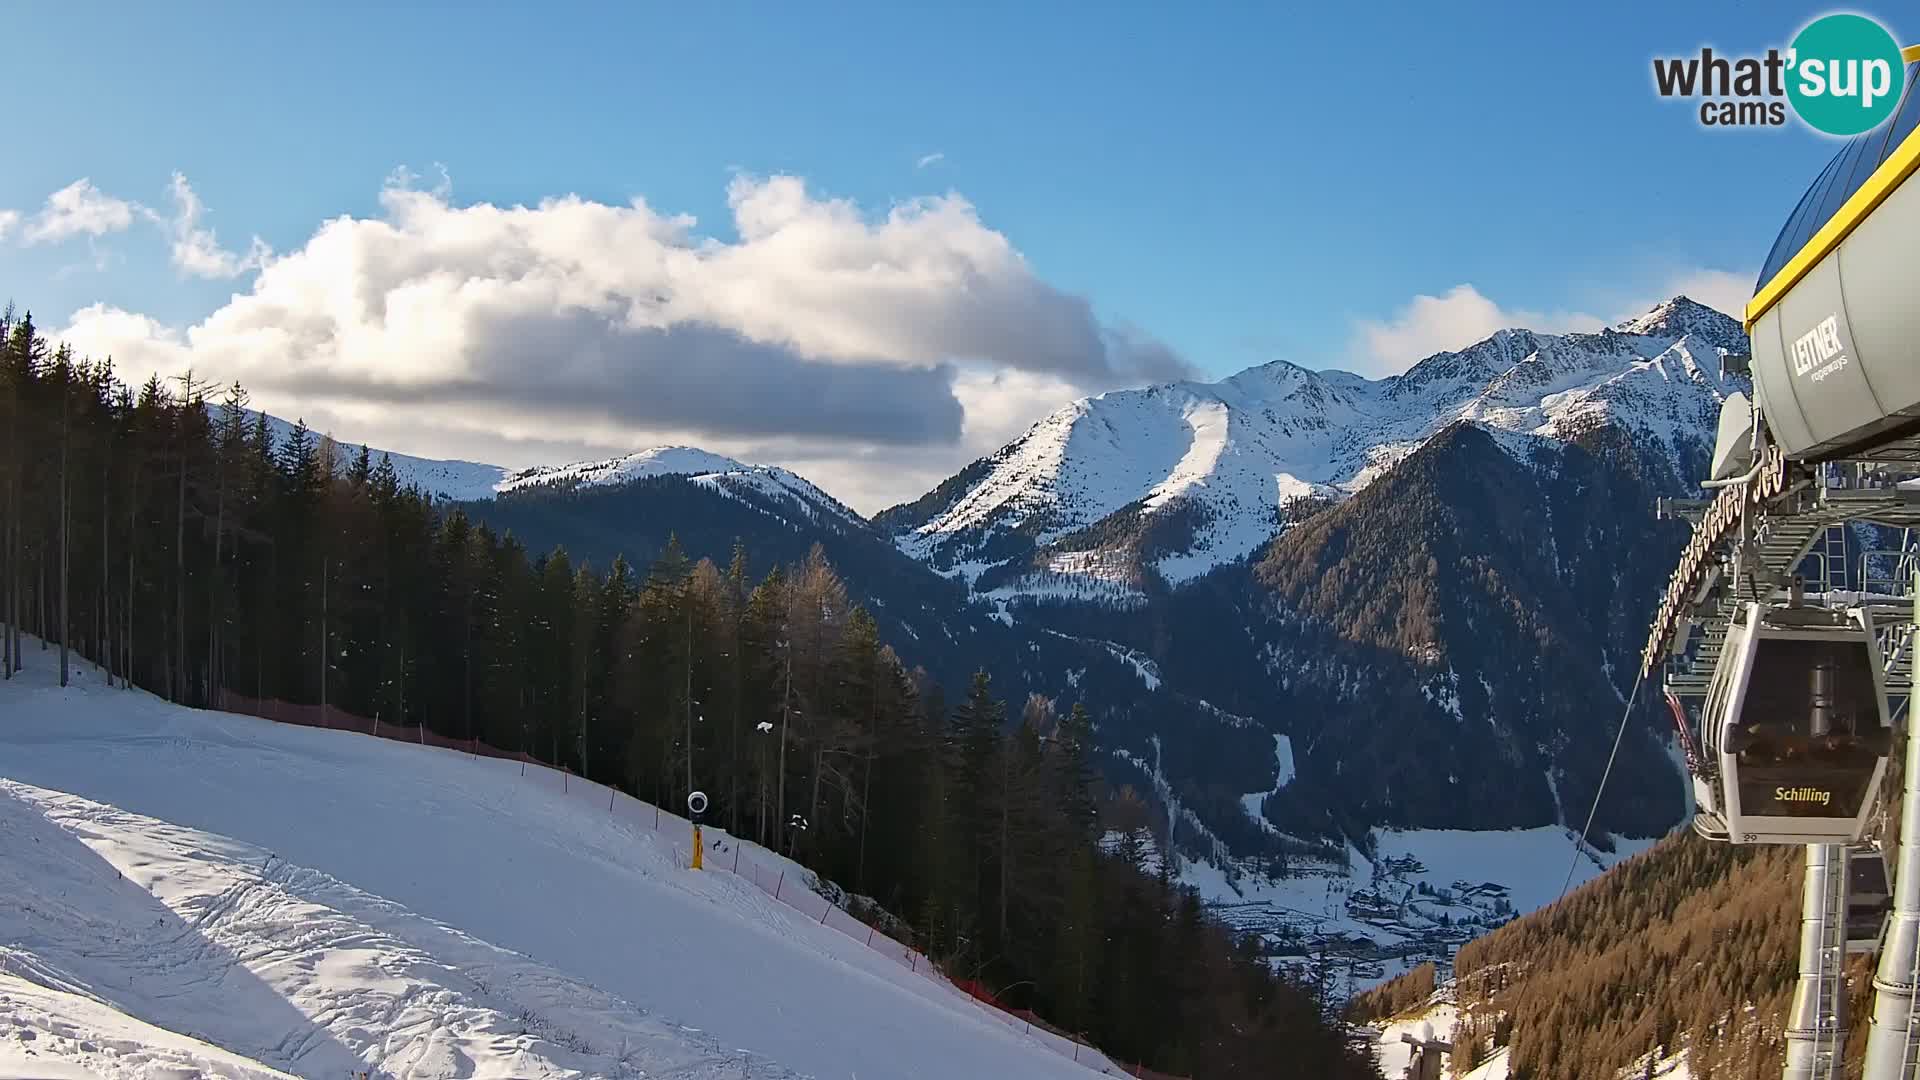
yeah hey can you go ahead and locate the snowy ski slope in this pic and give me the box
[0,653,1117,1079]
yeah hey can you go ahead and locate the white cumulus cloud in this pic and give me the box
[8,173,269,280]
[166,173,271,279]
[23,179,138,244]
[1348,284,1606,377]
[58,171,1186,512]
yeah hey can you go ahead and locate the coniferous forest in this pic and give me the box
[1348,829,1878,1079]
[0,308,1377,1079]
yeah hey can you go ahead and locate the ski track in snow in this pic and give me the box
[1237,735,1295,836]
[0,657,1116,1080]
[0,968,304,1080]
[1,778,786,1080]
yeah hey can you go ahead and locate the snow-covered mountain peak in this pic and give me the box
[1612,294,1747,352]
[498,445,755,491]
[1219,359,1364,414]
[1386,328,1545,401]
[1219,357,1318,391]
[232,409,862,529]
[500,445,861,526]
[884,299,1749,598]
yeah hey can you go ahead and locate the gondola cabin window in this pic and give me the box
[1726,635,1888,819]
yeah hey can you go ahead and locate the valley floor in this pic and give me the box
[1186,827,1657,993]
[0,648,1117,1079]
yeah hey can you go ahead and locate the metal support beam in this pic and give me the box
[1786,843,1851,1080]
[1864,559,1920,1080]
[1396,1031,1452,1080]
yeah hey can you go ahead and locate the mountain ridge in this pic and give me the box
[878,295,1745,600]
[234,296,1741,887]
[269,294,1744,571]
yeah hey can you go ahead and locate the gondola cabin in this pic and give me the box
[1691,603,1893,844]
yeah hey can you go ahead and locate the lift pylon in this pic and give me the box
[1636,48,1920,1080]
[1863,563,1920,1080]
[1785,843,1850,1080]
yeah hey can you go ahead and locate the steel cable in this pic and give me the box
[1558,668,1647,905]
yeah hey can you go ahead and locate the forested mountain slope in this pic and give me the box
[3,297,1749,884]
[869,298,1743,858]
[0,654,1144,1080]
[457,302,1739,861]
[1352,829,1877,1079]
[1024,418,1694,845]
[0,307,1374,1080]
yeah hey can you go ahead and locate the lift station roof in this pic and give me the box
[1747,51,1920,462]
[1751,56,1920,325]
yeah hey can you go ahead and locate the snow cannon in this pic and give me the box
[1747,54,1920,461]
[688,790,709,871]
[1692,603,1893,845]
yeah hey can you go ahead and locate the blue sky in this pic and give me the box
[0,1,1899,506]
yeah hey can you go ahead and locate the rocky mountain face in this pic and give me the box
[323,296,1747,872]
[878,297,1742,602]
[874,296,1746,854]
